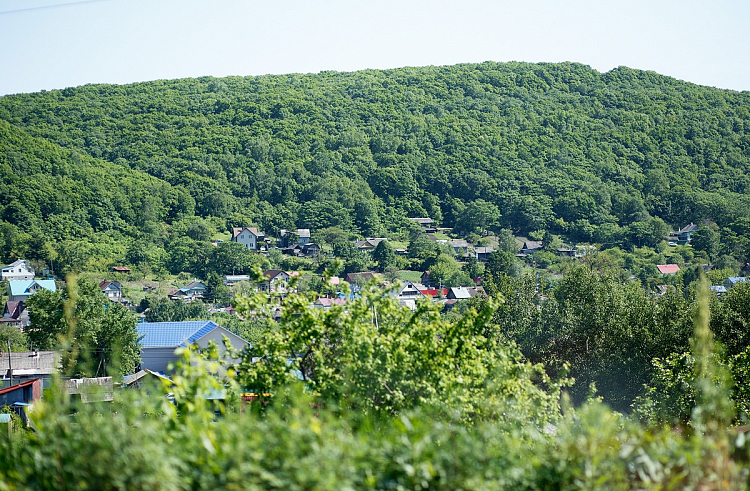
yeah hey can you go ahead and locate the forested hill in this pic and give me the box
[2,61,750,267]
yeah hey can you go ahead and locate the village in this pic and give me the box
[0,217,747,425]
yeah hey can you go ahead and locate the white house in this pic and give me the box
[136,320,250,373]
[99,280,123,302]
[1,260,34,281]
[390,281,426,310]
[259,270,292,294]
[231,227,266,250]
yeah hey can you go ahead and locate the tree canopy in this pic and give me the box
[1,62,750,272]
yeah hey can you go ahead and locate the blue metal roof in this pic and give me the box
[137,321,221,348]
[8,280,56,297]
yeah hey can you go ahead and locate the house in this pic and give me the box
[447,286,486,300]
[390,281,426,310]
[710,285,728,296]
[168,280,208,302]
[112,266,131,274]
[657,264,681,275]
[345,272,377,285]
[474,247,495,262]
[314,297,348,309]
[136,320,250,373]
[99,280,123,302]
[723,277,750,289]
[1,260,34,281]
[301,243,320,258]
[280,244,303,256]
[279,229,311,248]
[420,271,432,287]
[259,270,291,294]
[673,223,698,244]
[354,238,386,252]
[556,248,576,258]
[408,217,437,233]
[0,301,30,329]
[0,351,59,383]
[520,241,544,255]
[224,275,250,286]
[232,227,266,250]
[443,239,470,256]
[7,279,56,302]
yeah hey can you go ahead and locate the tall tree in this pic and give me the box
[26,278,141,376]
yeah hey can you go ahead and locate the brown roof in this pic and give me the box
[232,227,262,239]
[112,266,131,273]
[263,270,288,281]
[2,301,24,320]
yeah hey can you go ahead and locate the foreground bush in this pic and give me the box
[0,281,747,490]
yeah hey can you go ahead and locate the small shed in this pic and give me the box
[0,377,42,407]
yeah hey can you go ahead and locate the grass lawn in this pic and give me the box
[396,270,423,283]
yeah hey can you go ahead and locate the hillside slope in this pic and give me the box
[1,61,749,267]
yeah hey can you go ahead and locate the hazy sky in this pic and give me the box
[1,0,748,96]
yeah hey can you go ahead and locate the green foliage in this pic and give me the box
[3,62,750,274]
[371,239,395,271]
[143,297,209,323]
[0,289,747,490]
[234,284,565,424]
[0,324,27,351]
[26,277,141,377]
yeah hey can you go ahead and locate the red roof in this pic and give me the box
[657,264,681,274]
[419,288,448,297]
[0,377,42,396]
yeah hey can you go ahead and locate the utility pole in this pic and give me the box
[7,340,13,387]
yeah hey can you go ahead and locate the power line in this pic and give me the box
[0,0,120,15]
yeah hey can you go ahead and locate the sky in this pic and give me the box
[1,0,748,96]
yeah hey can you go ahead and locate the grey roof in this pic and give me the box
[409,218,434,224]
[726,277,749,286]
[224,275,250,282]
[676,223,698,234]
[522,241,543,251]
[0,351,59,378]
[449,287,472,299]
[137,321,221,348]
[475,247,495,254]
[122,369,173,386]
[1,259,28,271]
[280,228,311,238]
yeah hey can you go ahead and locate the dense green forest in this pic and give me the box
[1,62,750,270]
